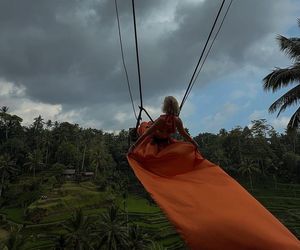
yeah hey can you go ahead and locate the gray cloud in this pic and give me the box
[0,0,299,129]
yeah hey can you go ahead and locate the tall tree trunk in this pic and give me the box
[81,145,86,172]
[0,171,5,197]
[293,133,296,153]
[76,138,80,169]
[273,174,277,190]
[75,239,80,250]
[238,137,242,164]
[249,171,253,192]
[45,146,49,167]
[95,162,98,179]
[260,159,265,176]
[5,126,8,140]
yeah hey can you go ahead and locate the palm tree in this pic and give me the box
[54,234,68,250]
[238,160,261,191]
[0,106,10,140]
[263,19,300,130]
[34,233,66,250]
[24,149,44,177]
[32,115,45,149]
[61,209,93,250]
[2,225,26,250]
[44,119,53,167]
[126,224,154,250]
[1,106,8,113]
[91,148,103,179]
[94,205,128,249]
[147,242,165,250]
[0,154,18,197]
[33,115,44,131]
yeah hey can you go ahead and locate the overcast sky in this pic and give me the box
[0,0,299,135]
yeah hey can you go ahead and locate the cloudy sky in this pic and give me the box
[0,0,299,135]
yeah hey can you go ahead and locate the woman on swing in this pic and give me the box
[126,97,300,249]
[128,96,198,154]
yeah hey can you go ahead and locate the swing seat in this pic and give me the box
[127,122,300,250]
[128,127,139,145]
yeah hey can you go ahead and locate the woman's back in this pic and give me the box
[153,114,177,139]
[132,96,197,152]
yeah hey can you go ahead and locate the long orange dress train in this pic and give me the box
[127,120,300,250]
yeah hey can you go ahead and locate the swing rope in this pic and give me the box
[114,0,138,120]
[115,0,233,124]
[131,0,148,130]
[179,0,226,111]
[181,0,234,111]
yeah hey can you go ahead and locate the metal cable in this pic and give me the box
[182,0,234,108]
[179,0,226,111]
[131,0,145,130]
[114,0,138,120]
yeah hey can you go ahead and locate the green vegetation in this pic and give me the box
[263,19,300,130]
[0,91,300,248]
[0,180,299,249]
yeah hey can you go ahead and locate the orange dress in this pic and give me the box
[127,115,300,250]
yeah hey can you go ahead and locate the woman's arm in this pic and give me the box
[176,118,198,147]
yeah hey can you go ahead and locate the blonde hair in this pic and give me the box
[162,96,179,116]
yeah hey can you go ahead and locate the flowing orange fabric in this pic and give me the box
[127,120,300,250]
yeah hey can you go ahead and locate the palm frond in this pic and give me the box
[298,18,300,28]
[288,37,300,42]
[277,35,300,60]
[287,106,300,130]
[268,84,300,115]
[263,65,300,92]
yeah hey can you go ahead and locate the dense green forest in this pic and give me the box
[0,107,299,249]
